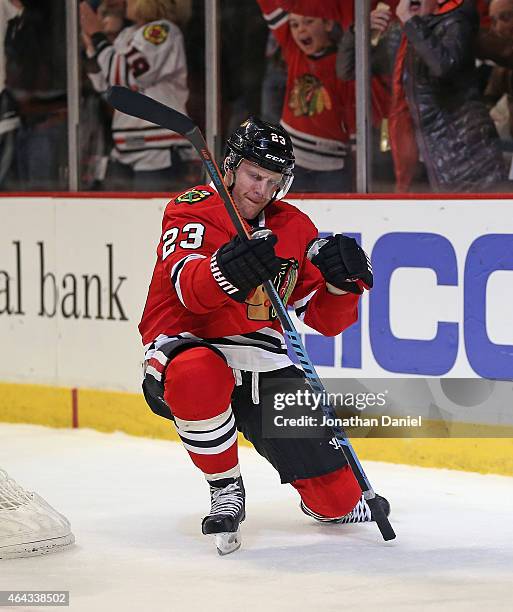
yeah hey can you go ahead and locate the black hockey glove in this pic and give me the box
[211,233,282,303]
[308,235,373,294]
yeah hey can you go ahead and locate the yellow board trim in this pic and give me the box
[0,383,72,428]
[1,381,512,476]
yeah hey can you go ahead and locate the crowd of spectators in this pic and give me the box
[1,0,67,191]
[0,0,512,194]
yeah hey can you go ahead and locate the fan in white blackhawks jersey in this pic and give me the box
[139,116,390,555]
[80,0,199,191]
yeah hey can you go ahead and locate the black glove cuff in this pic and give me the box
[210,251,249,303]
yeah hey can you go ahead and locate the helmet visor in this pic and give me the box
[274,169,294,200]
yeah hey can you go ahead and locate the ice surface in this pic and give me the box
[0,423,512,612]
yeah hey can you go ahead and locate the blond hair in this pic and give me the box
[132,0,177,24]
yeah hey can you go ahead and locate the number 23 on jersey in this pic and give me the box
[162,223,206,260]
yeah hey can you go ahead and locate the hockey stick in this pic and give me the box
[107,86,395,541]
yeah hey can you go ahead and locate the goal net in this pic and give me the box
[0,469,74,559]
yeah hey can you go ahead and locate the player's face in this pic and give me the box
[230,161,283,220]
[490,0,513,38]
[289,14,333,55]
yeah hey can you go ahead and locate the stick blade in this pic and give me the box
[367,497,396,541]
[106,86,195,136]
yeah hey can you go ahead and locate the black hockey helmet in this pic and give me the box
[224,117,295,200]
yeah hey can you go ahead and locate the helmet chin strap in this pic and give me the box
[223,158,237,193]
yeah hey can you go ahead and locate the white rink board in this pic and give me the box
[0,197,165,392]
[1,196,513,391]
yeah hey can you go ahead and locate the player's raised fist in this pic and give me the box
[308,235,373,295]
[211,233,282,302]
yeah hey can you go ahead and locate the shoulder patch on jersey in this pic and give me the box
[175,189,213,205]
[143,23,169,45]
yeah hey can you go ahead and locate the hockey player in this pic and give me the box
[140,117,389,554]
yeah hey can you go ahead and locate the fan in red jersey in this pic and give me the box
[256,0,392,192]
[139,116,389,555]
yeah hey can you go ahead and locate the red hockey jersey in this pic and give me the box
[257,0,390,172]
[139,185,359,372]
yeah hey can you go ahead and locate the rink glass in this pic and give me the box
[0,0,511,195]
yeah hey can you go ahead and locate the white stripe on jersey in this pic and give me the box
[144,328,293,373]
[170,254,207,308]
[281,120,348,171]
[112,127,189,152]
[145,365,163,382]
[262,7,289,30]
[293,289,317,322]
[151,350,168,366]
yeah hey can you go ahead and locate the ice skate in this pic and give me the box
[201,477,245,555]
[301,493,390,524]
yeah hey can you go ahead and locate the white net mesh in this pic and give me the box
[0,468,74,559]
[0,469,34,510]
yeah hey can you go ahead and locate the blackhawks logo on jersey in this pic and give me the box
[246,258,298,322]
[175,189,213,204]
[143,23,169,45]
[289,74,332,117]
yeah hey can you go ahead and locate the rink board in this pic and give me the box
[1,379,513,476]
[1,195,513,475]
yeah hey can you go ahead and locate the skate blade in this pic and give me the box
[0,533,75,560]
[215,530,242,556]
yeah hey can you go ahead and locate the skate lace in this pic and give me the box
[338,496,372,524]
[0,469,33,511]
[210,483,244,518]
